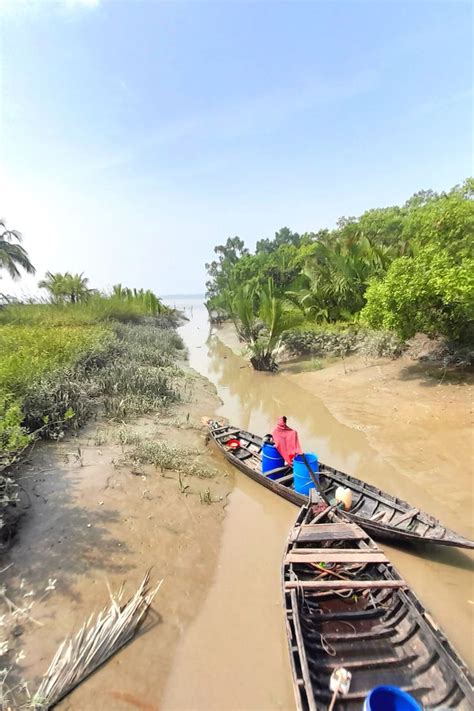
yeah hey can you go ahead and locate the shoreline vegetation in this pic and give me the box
[0,288,187,546]
[205,179,473,371]
[0,226,233,709]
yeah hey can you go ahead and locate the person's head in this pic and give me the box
[282,416,287,424]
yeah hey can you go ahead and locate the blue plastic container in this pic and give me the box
[363,686,421,711]
[262,443,285,479]
[293,453,319,495]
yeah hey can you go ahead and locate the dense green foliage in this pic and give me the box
[206,180,473,365]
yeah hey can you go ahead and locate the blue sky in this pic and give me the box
[0,0,472,296]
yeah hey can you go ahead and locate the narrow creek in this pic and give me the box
[162,297,473,710]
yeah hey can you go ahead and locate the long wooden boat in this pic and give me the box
[283,496,474,710]
[207,421,474,549]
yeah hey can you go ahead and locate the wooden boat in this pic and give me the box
[283,495,474,710]
[207,422,474,549]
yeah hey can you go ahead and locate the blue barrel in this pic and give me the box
[364,686,421,711]
[262,443,285,478]
[293,454,319,495]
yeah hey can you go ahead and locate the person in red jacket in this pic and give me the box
[271,415,302,465]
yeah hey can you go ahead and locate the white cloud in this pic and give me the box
[62,0,100,8]
[0,0,101,19]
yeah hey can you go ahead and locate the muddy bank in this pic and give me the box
[2,369,232,710]
[282,354,473,540]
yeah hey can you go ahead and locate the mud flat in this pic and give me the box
[2,370,232,710]
[282,354,473,542]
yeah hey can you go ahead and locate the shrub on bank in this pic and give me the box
[282,323,403,359]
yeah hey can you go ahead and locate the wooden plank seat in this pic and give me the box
[215,429,241,440]
[233,449,253,461]
[293,522,368,543]
[285,550,389,564]
[285,579,406,591]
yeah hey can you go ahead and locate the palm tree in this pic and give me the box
[38,272,69,302]
[38,272,90,303]
[0,219,36,279]
[67,273,90,303]
[227,278,300,371]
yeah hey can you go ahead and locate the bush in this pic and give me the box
[361,247,474,342]
[283,325,359,357]
[283,323,403,359]
[0,324,114,398]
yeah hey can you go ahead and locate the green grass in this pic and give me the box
[0,324,113,399]
[0,295,166,327]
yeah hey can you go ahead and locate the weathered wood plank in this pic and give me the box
[263,465,291,478]
[290,547,376,555]
[290,591,318,711]
[214,429,240,440]
[391,507,420,527]
[295,523,367,543]
[286,552,389,564]
[299,522,364,532]
[310,503,337,524]
[285,579,405,590]
[277,473,294,485]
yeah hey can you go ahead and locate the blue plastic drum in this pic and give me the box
[363,686,421,711]
[261,443,285,478]
[293,453,319,495]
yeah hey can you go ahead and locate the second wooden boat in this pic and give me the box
[207,421,474,549]
[283,495,474,710]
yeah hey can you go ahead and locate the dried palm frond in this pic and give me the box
[32,570,162,710]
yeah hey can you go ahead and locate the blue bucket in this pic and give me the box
[262,443,285,478]
[293,453,319,495]
[363,686,421,711]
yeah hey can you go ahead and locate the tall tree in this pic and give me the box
[0,219,36,280]
[205,236,248,300]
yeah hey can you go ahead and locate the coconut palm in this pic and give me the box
[39,272,91,303]
[67,273,90,303]
[38,272,69,302]
[0,219,36,279]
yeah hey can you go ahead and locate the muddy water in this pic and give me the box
[162,298,473,709]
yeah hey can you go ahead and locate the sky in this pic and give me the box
[0,0,472,297]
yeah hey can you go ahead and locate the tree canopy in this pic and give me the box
[205,179,474,346]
